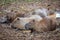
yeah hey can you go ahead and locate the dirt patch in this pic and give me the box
[0,24,60,40]
[0,1,60,40]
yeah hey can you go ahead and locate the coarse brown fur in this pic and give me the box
[26,15,56,33]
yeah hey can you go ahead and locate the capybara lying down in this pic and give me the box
[25,17,56,33]
[0,10,18,23]
[11,15,42,30]
[3,10,25,23]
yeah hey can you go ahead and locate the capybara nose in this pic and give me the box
[25,23,32,30]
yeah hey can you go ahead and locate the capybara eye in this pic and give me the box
[32,20,35,22]
[17,18,20,20]
[48,4,51,6]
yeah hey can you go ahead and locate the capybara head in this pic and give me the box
[11,17,26,30]
[11,17,35,30]
[11,15,42,30]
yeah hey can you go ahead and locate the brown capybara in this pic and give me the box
[4,9,25,23]
[25,17,56,33]
[11,15,42,30]
[0,10,18,23]
[11,17,26,30]
[11,17,34,30]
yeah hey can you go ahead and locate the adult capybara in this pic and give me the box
[11,15,42,30]
[25,17,56,33]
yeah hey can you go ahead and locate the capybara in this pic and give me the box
[11,15,42,30]
[25,16,56,33]
[3,9,25,23]
[32,8,49,18]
